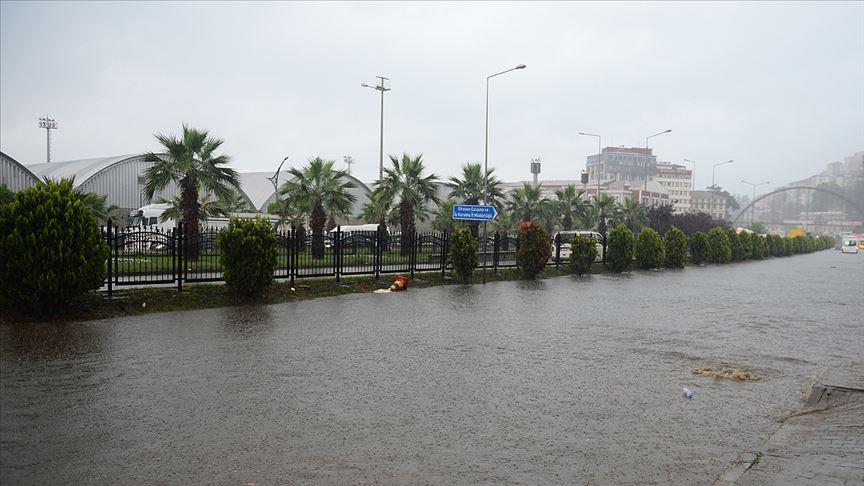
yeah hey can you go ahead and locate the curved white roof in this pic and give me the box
[27,155,144,188]
[1,151,40,190]
[240,171,373,212]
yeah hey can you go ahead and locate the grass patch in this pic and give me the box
[1,263,607,323]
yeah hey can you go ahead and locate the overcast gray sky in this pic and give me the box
[1,1,862,196]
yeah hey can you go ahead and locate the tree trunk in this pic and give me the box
[563,212,573,231]
[400,200,414,256]
[311,200,326,259]
[181,180,201,260]
[378,219,389,252]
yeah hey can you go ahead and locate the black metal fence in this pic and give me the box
[101,221,560,295]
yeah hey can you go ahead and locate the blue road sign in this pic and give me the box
[452,204,499,222]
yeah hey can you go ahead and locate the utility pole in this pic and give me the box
[343,155,354,174]
[38,116,58,163]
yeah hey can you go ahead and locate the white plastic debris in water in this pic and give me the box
[373,289,391,294]
[682,387,693,399]
[290,287,295,292]
[142,302,146,308]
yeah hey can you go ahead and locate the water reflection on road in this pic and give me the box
[2,252,862,484]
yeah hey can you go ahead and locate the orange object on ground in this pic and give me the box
[388,275,409,291]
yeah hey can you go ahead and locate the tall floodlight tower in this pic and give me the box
[361,76,391,181]
[38,116,58,163]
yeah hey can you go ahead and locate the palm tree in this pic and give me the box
[372,153,440,255]
[432,199,458,233]
[280,157,357,259]
[447,162,503,237]
[142,124,241,259]
[621,198,647,234]
[592,194,620,229]
[267,197,306,231]
[554,184,587,231]
[507,183,547,222]
[491,211,517,250]
[536,198,560,234]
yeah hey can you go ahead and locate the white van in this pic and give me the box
[841,239,859,254]
[128,203,175,231]
[552,230,605,262]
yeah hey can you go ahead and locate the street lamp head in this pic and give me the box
[361,83,370,88]
[515,64,527,69]
[664,129,672,133]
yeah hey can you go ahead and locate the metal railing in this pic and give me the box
[103,220,600,295]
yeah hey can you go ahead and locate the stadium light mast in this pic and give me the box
[38,116,58,163]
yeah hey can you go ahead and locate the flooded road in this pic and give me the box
[2,251,862,485]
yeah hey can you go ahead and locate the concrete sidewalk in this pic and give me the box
[719,361,864,486]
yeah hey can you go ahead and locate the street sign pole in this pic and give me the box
[452,204,499,283]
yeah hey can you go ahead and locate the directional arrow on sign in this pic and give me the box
[452,204,499,222]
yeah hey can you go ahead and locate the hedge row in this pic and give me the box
[595,224,833,274]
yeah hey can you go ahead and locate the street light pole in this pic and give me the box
[483,63,526,284]
[644,129,671,201]
[38,116,58,163]
[683,158,697,192]
[741,179,770,228]
[578,132,601,200]
[362,76,391,181]
[711,159,734,190]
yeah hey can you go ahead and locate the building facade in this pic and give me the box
[586,146,657,187]
[654,162,693,214]
[691,190,727,220]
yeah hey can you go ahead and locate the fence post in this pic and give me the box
[555,232,561,270]
[375,225,382,280]
[106,219,113,297]
[493,231,500,274]
[289,226,295,287]
[409,230,416,278]
[177,222,183,292]
[441,230,448,278]
[335,225,341,284]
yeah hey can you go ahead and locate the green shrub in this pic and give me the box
[792,236,805,254]
[607,224,634,273]
[0,179,108,311]
[783,237,794,256]
[750,233,766,260]
[635,227,665,269]
[449,224,478,282]
[516,221,551,280]
[727,230,742,261]
[663,226,688,268]
[689,231,708,264]
[768,234,783,257]
[570,235,597,276]
[217,217,278,297]
[706,227,732,263]
[738,231,753,260]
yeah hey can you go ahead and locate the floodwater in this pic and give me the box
[2,252,862,485]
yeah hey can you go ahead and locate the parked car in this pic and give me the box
[841,239,859,254]
[552,231,605,262]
